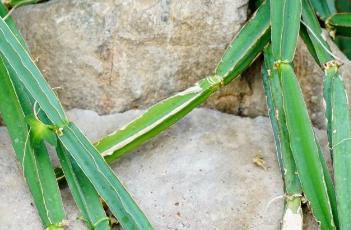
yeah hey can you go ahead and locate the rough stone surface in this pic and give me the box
[13,0,248,114]
[0,108,326,229]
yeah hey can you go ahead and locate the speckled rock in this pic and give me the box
[12,0,248,114]
[0,108,326,229]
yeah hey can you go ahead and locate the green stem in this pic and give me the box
[281,196,303,230]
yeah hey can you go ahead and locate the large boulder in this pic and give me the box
[12,0,249,113]
[0,108,325,229]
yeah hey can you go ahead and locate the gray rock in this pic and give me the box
[12,0,249,114]
[0,108,325,229]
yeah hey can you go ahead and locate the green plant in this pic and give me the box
[329,0,351,59]
[0,2,150,230]
[262,45,303,229]
[2,0,40,8]
[1,0,351,229]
